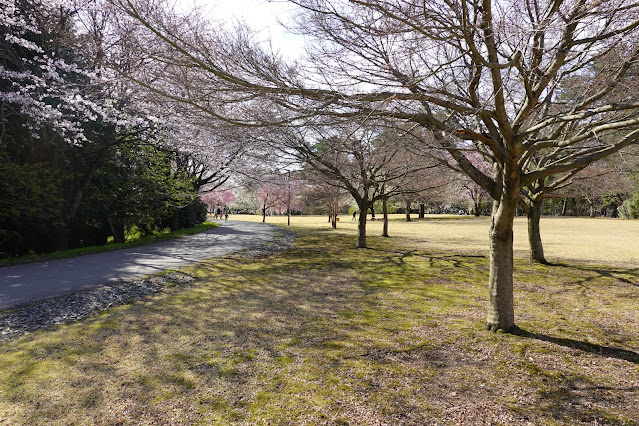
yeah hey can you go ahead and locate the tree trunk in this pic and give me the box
[370,205,375,219]
[52,225,69,252]
[107,216,126,243]
[561,199,567,216]
[575,198,582,216]
[382,197,389,237]
[357,200,370,248]
[405,200,412,222]
[419,203,425,219]
[262,207,266,223]
[170,211,179,232]
[527,198,546,264]
[486,187,517,332]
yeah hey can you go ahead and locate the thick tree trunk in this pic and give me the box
[486,189,518,332]
[405,200,412,222]
[527,198,546,264]
[382,197,389,237]
[419,203,425,219]
[357,200,370,248]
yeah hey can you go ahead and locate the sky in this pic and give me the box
[180,0,306,59]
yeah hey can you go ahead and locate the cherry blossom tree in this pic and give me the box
[257,182,292,222]
[200,189,236,213]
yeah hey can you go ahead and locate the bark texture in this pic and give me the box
[382,197,389,237]
[527,198,546,264]
[486,175,518,332]
[357,200,371,248]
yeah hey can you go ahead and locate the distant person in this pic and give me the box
[224,211,229,221]
[352,210,357,220]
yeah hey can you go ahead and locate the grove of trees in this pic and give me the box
[0,0,239,256]
[4,0,639,334]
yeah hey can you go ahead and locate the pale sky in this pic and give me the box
[181,0,307,59]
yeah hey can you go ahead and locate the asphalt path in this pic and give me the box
[0,220,277,310]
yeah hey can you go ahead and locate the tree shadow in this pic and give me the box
[512,327,639,364]
[546,262,639,287]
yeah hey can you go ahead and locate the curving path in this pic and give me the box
[0,220,277,310]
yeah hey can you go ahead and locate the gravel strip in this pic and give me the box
[0,227,294,343]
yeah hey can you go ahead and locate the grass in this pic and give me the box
[243,213,639,267]
[0,215,638,424]
[0,221,220,268]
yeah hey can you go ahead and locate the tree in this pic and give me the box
[201,189,236,213]
[519,156,633,264]
[257,182,289,222]
[0,0,219,254]
[374,148,445,236]
[302,173,351,228]
[570,161,633,217]
[452,153,492,217]
[113,0,639,331]
[0,0,156,251]
[275,122,436,246]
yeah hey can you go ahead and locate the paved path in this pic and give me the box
[0,220,277,310]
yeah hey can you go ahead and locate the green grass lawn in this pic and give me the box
[0,216,637,424]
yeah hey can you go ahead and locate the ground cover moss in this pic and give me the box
[0,222,637,424]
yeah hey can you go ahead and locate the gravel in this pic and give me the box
[0,227,294,343]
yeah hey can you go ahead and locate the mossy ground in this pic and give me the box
[0,217,637,424]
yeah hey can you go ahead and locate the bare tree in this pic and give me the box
[301,180,350,228]
[111,0,639,331]
[374,149,447,236]
[274,122,440,247]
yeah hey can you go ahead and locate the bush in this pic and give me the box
[619,195,639,219]
[164,199,209,230]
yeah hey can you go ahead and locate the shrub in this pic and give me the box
[619,195,639,219]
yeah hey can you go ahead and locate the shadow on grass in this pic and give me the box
[3,231,637,424]
[513,327,639,364]
[548,262,639,287]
